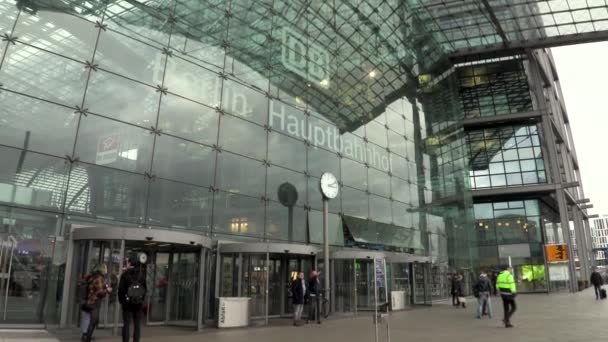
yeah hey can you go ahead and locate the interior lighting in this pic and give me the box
[369,70,377,78]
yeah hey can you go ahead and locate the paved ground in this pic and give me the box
[2,289,606,342]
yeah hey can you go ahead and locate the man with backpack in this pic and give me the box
[118,257,147,342]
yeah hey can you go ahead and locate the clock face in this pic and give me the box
[138,253,148,264]
[320,172,339,199]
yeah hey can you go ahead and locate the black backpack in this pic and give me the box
[125,273,145,305]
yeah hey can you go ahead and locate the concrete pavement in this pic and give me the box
[2,289,606,341]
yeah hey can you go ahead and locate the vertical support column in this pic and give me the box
[527,50,577,293]
[264,251,269,326]
[237,253,243,297]
[323,199,330,309]
[165,253,173,324]
[59,230,75,328]
[197,248,206,331]
[112,239,125,336]
[572,209,590,283]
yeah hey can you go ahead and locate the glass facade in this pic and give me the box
[473,199,548,292]
[458,59,533,119]
[467,124,547,189]
[0,0,479,327]
[0,0,599,329]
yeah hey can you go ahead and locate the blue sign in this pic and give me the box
[374,258,386,289]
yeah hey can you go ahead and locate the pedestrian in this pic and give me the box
[118,257,147,342]
[307,270,322,324]
[496,265,517,328]
[473,272,493,319]
[291,271,307,326]
[450,273,460,307]
[490,272,498,296]
[590,267,603,300]
[77,273,92,342]
[456,274,466,308]
[82,264,112,342]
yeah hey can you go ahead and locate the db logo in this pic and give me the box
[281,27,330,86]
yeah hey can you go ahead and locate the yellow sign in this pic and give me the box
[546,244,568,262]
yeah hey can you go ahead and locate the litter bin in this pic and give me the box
[218,297,251,328]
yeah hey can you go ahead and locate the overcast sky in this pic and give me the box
[552,42,608,216]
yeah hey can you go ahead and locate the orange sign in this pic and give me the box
[546,244,568,262]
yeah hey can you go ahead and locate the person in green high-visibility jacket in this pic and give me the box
[496,265,517,328]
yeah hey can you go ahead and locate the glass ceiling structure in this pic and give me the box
[3,0,608,133]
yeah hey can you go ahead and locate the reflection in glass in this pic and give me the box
[0,92,78,157]
[74,114,154,174]
[212,192,265,237]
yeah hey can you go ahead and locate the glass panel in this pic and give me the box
[212,192,265,238]
[221,79,268,125]
[12,10,97,62]
[268,132,306,172]
[266,166,306,206]
[368,168,391,197]
[95,29,166,86]
[164,56,220,107]
[0,207,59,324]
[169,252,199,323]
[307,147,340,179]
[0,147,68,210]
[146,179,212,231]
[369,195,392,224]
[0,45,87,106]
[341,158,367,190]
[74,114,154,174]
[157,93,219,146]
[219,115,267,160]
[66,162,148,223]
[341,187,368,219]
[0,92,78,157]
[265,202,307,243]
[242,254,267,318]
[215,152,266,197]
[85,70,160,127]
[152,135,216,187]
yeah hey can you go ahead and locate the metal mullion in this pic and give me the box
[0,5,23,70]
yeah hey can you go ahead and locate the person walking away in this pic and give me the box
[474,272,493,319]
[291,271,307,326]
[450,273,460,307]
[496,265,517,328]
[307,271,322,324]
[83,264,111,342]
[456,274,466,308]
[118,257,147,342]
[590,268,603,300]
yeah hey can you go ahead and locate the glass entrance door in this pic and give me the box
[355,259,374,310]
[0,211,58,326]
[168,252,198,326]
[147,252,169,324]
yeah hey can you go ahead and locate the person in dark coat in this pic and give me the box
[118,258,147,342]
[307,271,322,324]
[590,268,603,300]
[450,273,460,306]
[291,271,307,326]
